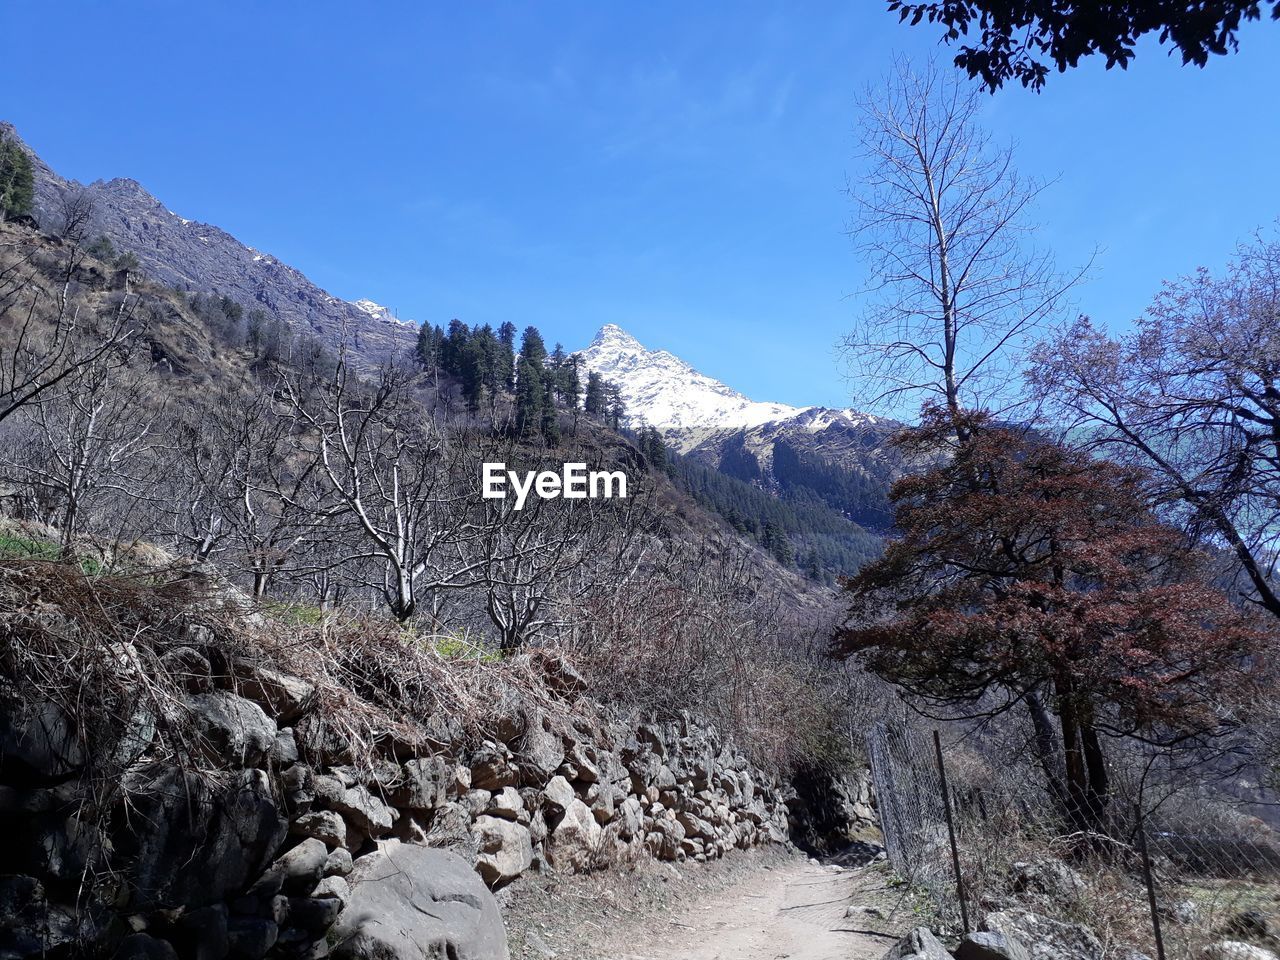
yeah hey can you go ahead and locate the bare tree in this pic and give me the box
[479,473,647,651]
[283,354,498,622]
[0,235,134,425]
[161,383,333,599]
[844,56,1081,422]
[54,189,97,244]
[4,337,159,552]
[1031,229,1280,623]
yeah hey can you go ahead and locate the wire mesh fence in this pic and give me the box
[867,719,1280,958]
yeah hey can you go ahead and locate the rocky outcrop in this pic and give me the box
[981,910,1103,960]
[0,643,795,959]
[787,762,877,855]
[885,927,955,960]
[882,909,1145,960]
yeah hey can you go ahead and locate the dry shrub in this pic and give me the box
[934,730,1280,958]
[0,558,600,790]
[564,544,873,774]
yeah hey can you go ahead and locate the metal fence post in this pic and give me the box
[933,729,970,933]
[1136,812,1167,960]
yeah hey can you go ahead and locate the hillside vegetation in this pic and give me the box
[0,216,869,773]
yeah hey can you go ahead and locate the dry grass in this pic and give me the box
[567,563,869,775]
[0,557,605,790]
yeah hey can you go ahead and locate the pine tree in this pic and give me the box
[520,326,547,370]
[459,339,485,412]
[639,426,667,471]
[416,323,443,371]
[515,357,544,436]
[498,321,517,390]
[605,382,626,429]
[584,371,607,416]
[0,134,34,222]
[562,355,582,410]
[541,380,561,444]
[440,319,470,376]
[762,520,793,566]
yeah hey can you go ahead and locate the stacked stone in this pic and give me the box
[0,651,797,960]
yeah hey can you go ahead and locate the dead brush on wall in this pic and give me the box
[0,556,605,797]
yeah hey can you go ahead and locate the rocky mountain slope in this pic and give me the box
[6,122,414,367]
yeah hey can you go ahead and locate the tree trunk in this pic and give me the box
[1054,678,1109,833]
[1026,691,1069,810]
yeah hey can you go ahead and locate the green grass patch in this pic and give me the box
[428,631,500,663]
[0,531,104,576]
[0,531,61,561]
[262,601,329,626]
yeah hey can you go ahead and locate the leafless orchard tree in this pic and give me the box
[479,475,652,651]
[0,237,134,426]
[844,56,1082,423]
[1031,230,1280,624]
[2,335,160,552]
[163,385,333,597]
[283,353,502,622]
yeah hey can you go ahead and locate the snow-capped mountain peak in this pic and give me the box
[575,324,810,444]
[352,299,415,328]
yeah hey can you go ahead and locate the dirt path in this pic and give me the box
[502,847,911,960]
[597,858,901,960]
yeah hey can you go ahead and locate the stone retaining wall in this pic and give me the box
[0,649,799,959]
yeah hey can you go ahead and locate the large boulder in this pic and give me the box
[0,700,86,785]
[652,816,686,861]
[187,692,277,768]
[388,756,451,810]
[469,746,519,791]
[957,931,1033,960]
[333,784,398,838]
[290,810,348,848]
[329,841,509,960]
[617,796,644,840]
[473,815,533,888]
[983,910,1103,960]
[422,800,478,861]
[116,764,287,909]
[486,786,525,822]
[234,665,316,724]
[542,775,576,815]
[262,837,330,894]
[514,706,565,780]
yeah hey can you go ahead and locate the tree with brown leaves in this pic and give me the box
[834,406,1267,832]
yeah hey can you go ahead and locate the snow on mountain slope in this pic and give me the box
[352,299,415,328]
[575,325,809,441]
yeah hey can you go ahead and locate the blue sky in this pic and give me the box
[3,2,1277,409]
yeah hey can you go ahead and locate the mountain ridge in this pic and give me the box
[5,121,415,368]
[7,120,898,570]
